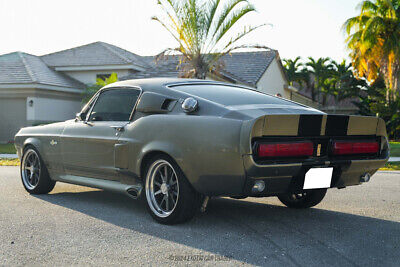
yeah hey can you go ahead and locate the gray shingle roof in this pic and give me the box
[120,50,277,86]
[0,42,278,91]
[41,41,149,68]
[0,52,85,88]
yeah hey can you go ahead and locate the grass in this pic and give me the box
[0,144,16,154]
[389,142,400,157]
[380,161,400,171]
[0,158,19,166]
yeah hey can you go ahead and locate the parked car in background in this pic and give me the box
[14,78,389,224]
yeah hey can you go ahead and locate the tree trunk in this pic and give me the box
[195,69,207,79]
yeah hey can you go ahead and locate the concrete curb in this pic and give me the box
[0,154,18,159]
[389,157,400,162]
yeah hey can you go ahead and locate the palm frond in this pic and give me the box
[213,3,256,44]
[211,0,250,39]
[220,23,266,52]
[154,0,264,79]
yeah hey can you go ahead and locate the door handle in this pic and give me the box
[110,125,125,132]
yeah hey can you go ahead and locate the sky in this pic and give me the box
[0,0,361,61]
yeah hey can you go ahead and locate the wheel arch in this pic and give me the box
[22,137,42,154]
[139,150,177,181]
[137,141,184,180]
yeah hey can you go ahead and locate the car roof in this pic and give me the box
[101,78,306,108]
[102,77,254,92]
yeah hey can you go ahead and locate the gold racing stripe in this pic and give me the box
[376,118,387,137]
[262,115,300,136]
[347,116,378,135]
[320,115,327,136]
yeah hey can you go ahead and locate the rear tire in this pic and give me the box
[144,155,202,224]
[20,146,56,194]
[278,189,327,209]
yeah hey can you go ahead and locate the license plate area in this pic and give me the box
[303,167,333,189]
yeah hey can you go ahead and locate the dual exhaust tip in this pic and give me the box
[360,173,371,183]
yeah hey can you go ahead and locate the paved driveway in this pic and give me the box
[0,166,399,266]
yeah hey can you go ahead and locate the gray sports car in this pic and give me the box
[14,78,389,224]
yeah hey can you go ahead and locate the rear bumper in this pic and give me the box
[241,154,389,197]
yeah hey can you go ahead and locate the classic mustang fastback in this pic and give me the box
[15,78,389,224]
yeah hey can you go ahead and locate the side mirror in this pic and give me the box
[75,112,86,121]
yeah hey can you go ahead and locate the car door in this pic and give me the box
[61,87,141,180]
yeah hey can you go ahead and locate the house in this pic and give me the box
[0,41,301,142]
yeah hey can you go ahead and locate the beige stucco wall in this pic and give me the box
[63,69,132,84]
[0,98,28,142]
[256,58,287,97]
[0,86,83,143]
[27,97,83,122]
[289,91,319,108]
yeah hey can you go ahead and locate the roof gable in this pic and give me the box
[40,41,148,69]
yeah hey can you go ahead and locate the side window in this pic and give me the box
[88,89,140,121]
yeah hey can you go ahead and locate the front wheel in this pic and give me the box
[277,189,327,209]
[144,155,201,224]
[21,147,56,194]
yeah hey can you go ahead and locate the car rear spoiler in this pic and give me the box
[251,114,387,138]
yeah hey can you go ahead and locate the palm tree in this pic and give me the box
[331,60,352,98]
[343,0,400,101]
[152,0,267,79]
[305,57,333,103]
[283,57,303,86]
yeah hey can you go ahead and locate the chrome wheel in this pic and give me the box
[146,159,179,218]
[21,149,41,190]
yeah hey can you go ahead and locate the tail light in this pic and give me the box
[257,141,313,158]
[332,141,379,155]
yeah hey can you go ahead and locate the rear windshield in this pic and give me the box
[171,84,299,106]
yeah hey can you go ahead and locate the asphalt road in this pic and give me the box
[0,167,399,266]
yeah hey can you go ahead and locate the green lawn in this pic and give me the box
[390,142,400,157]
[0,144,16,154]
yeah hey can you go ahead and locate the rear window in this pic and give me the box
[171,84,299,106]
